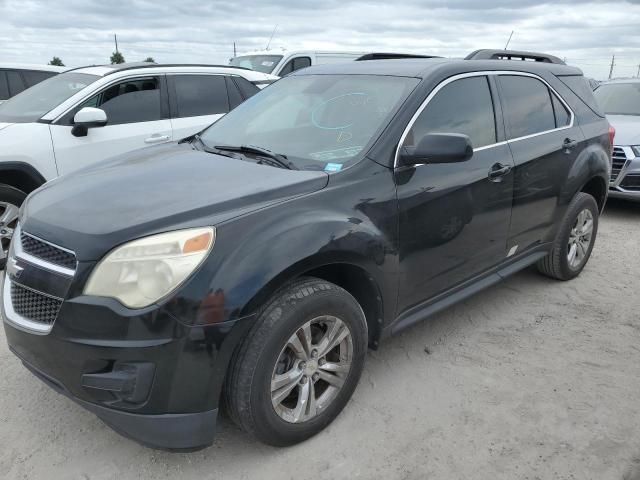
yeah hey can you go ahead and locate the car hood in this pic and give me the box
[607,115,640,146]
[21,143,328,261]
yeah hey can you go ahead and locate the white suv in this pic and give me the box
[0,62,278,265]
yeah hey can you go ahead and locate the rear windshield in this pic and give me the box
[0,72,98,123]
[593,83,640,116]
[229,55,283,74]
[557,75,605,117]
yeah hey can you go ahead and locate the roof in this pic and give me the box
[291,57,583,78]
[237,49,368,57]
[0,63,67,72]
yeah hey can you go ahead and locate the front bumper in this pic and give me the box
[610,145,640,200]
[2,268,255,450]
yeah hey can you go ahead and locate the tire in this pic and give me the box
[0,184,27,269]
[537,192,599,281]
[225,277,368,447]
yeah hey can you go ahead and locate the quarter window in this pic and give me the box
[551,94,571,127]
[173,75,229,118]
[404,76,497,149]
[79,77,162,125]
[499,76,556,139]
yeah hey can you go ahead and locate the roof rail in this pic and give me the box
[355,53,441,61]
[64,63,253,75]
[465,49,565,65]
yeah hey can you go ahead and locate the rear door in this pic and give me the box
[168,74,232,141]
[496,74,582,253]
[396,74,515,311]
[50,75,172,175]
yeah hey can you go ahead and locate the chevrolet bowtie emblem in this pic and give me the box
[6,257,24,281]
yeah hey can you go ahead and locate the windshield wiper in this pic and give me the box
[214,144,298,170]
[190,134,238,159]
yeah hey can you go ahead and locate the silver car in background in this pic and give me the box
[594,79,640,200]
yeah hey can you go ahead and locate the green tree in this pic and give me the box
[48,56,65,66]
[110,51,125,64]
[143,57,155,63]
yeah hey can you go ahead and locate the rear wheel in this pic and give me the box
[0,185,26,269]
[225,277,367,446]
[537,192,599,280]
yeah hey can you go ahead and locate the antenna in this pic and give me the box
[114,33,119,53]
[266,25,278,51]
[608,55,615,80]
[504,31,514,50]
[233,42,237,58]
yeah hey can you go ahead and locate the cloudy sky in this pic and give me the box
[1,0,640,79]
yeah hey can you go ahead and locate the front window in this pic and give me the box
[200,74,419,171]
[0,72,99,123]
[229,55,283,74]
[594,83,640,116]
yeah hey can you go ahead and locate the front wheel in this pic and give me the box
[537,192,599,281]
[225,278,368,446]
[0,185,26,269]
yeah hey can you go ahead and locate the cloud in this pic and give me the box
[0,0,639,79]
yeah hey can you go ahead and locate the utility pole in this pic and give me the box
[504,31,514,50]
[114,34,119,53]
[233,42,237,58]
[608,54,615,80]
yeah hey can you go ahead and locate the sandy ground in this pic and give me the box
[1,199,640,480]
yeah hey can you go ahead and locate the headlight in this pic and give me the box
[632,146,640,157]
[84,227,215,309]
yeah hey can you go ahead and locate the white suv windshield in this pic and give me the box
[200,74,419,171]
[594,83,640,116]
[229,55,283,74]
[0,72,99,123]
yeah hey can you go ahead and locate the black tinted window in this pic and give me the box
[405,76,496,149]
[552,94,571,127]
[174,75,228,118]
[81,77,162,125]
[7,70,25,96]
[226,77,244,109]
[559,75,605,117]
[234,77,260,99]
[0,72,9,100]
[279,57,312,76]
[499,76,555,139]
[22,70,56,87]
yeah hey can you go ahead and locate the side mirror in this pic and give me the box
[399,133,473,166]
[71,107,107,137]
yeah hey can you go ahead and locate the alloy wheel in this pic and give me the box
[567,208,594,269]
[271,315,353,423]
[0,201,19,264]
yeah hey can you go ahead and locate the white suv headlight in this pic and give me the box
[84,227,215,309]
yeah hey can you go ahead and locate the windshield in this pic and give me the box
[0,72,99,123]
[594,83,640,116]
[200,74,419,171]
[229,55,283,74]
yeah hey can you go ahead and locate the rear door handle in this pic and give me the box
[144,134,170,144]
[563,138,578,153]
[488,163,512,182]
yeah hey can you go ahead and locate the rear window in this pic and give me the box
[558,75,605,117]
[173,75,229,118]
[499,75,556,139]
[22,70,57,87]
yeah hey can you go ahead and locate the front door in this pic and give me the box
[50,75,172,175]
[395,75,515,313]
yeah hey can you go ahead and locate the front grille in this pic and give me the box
[611,147,628,182]
[20,231,76,270]
[621,174,640,191]
[10,282,62,325]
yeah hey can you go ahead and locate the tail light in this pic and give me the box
[608,124,616,156]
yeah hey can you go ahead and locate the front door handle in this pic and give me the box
[563,138,578,153]
[144,134,170,144]
[488,163,512,182]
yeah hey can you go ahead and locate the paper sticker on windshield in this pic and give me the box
[309,146,363,161]
[261,61,275,66]
[324,163,343,173]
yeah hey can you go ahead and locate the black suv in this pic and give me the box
[2,50,611,451]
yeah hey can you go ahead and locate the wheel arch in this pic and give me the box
[580,175,607,212]
[0,162,47,195]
